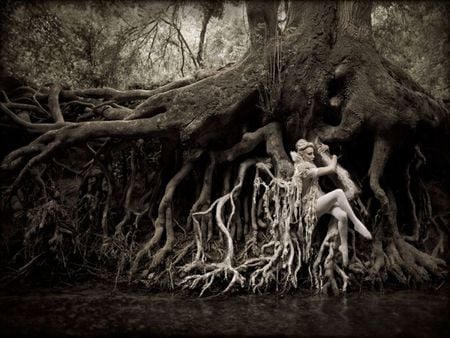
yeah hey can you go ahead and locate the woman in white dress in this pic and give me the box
[291,139,372,266]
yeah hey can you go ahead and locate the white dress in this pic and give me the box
[292,159,321,260]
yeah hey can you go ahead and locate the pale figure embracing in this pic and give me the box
[291,139,372,266]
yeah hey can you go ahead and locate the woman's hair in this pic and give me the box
[295,139,314,152]
[290,139,314,163]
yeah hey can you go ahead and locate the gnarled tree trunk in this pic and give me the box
[0,0,447,294]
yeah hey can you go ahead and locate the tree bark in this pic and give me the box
[0,0,447,293]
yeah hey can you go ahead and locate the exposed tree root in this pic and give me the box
[430,216,446,258]
[1,0,448,296]
[179,159,257,294]
[402,159,421,242]
[370,232,446,285]
[187,153,216,240]
[180,262,246,297]
[368,188,447,285]
[181,195,245,296]
[112,149,137,238]
[130,158,196,278]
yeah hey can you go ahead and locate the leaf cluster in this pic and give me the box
[372,1,449,99]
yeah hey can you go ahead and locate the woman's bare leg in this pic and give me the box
[329,207,349,266]
[317,189,372,239]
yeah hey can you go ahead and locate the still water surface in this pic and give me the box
[0,283,448,337]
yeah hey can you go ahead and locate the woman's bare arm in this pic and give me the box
[315,154,337,177]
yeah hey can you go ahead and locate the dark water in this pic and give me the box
[0,283,448,337]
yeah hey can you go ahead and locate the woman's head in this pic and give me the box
[295,139,315,162]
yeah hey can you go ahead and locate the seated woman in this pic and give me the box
[291,139,372,266]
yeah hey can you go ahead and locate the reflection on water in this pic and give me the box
[0,284,448,337]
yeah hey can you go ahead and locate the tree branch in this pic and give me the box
[48,84,65,123]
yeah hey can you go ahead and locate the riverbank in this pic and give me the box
[0,282,448,337]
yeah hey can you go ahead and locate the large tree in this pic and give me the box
[0,1,447,295]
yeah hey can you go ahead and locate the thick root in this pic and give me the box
[130,160,195,277]
[370,232,446,285]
